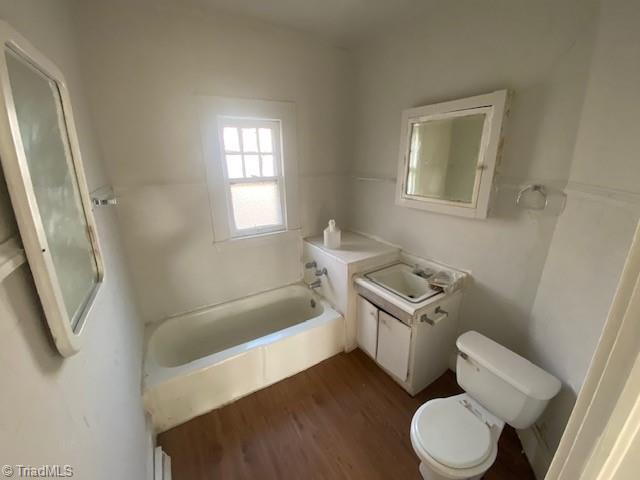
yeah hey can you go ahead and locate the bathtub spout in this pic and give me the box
[307,279,322,290]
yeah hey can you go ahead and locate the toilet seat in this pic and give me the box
[410,395,498,479]
[413,397,492,468]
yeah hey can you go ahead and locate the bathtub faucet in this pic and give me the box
[307,279,322,290]
[304,260,327,277]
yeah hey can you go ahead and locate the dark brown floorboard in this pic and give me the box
[158,349,536,479]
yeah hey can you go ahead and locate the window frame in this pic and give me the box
[199,97,300,244]
[218,117,286,238]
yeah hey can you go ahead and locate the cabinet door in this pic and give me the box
[356,296,378,358]
[377,311,411,381]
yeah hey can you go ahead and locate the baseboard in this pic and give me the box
[146,414,157,480]
[146,413,173,480]
[517,425,554,480]
[154,446,172,480]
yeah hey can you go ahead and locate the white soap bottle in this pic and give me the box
[323,219,341,249]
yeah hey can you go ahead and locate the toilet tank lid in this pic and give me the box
[457,331,561,400]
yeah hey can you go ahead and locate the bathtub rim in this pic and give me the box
[142,283,342,390]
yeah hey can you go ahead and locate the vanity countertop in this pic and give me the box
[304,231,399,266]
[354,274,445,320]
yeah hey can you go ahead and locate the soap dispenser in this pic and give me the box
[323,219,341,249]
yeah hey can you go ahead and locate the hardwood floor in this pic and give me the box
[158,350,536,479]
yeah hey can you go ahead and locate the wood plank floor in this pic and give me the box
[158,350,536,479]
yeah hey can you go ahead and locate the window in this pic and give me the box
[219,119,285,237]
[200,97,300,243]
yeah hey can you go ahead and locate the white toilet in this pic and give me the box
[410,331,561,480]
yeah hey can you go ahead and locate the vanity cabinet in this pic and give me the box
[355,289,463,396]
[377,311,411,381]
[356,296,378,358]
[356,296,412,383]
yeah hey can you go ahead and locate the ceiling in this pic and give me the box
[189,0,422,46]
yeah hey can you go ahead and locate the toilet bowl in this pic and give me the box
[410,394,502,480]
[410,331,561,480]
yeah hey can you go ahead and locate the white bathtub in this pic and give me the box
[143,284,344,432]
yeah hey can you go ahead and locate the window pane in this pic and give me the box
[244,154,260,177]
[230,181,283,231]
[261,155,275,176]
[258,128,273,153]
[242,128,258,152]
[226,154,243,178]
[223,127,240,152]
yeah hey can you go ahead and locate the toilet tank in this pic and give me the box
[456,331,561,429]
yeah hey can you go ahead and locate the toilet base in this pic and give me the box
[419,462,484,480]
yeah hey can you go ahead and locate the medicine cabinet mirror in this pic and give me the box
[396,90,509,219]
[0,21,103,356]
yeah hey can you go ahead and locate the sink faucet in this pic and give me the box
[413,264,435,280]
[413,264,427,277]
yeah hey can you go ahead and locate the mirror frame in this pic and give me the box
[0,21,104,356]
[395,90,510,219]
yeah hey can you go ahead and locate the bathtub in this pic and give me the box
[143,284,344,432]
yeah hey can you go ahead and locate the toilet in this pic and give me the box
[410,331,561,480]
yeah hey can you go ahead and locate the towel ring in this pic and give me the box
[516,184,548,210]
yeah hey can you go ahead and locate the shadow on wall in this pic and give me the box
[0,166,63,372]
[459,280,533,349]
[1,266,64,374]
[536,386,578,454]
[502,82,551,181]
[0,169,18,243]
[114,184,211,307]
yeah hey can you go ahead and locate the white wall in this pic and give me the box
[24,0,634,477]
[525,0,640,465]
[72,0,353,323]
[0,1,149,479]
[348,0,640,475]
[348,0,599,352]
[346,2,620,475]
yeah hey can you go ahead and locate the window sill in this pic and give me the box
[213,229,301,252]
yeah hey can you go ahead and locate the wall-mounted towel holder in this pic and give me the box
[516,184,548,210]
[350,174,567,213]
[91,185,117,207]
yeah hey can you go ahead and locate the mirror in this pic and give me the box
[0,22,104,357]
[6,49,99,328]
[406,113,486,204]
[396,91,509,219]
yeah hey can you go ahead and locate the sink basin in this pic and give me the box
[365,263,441,303]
